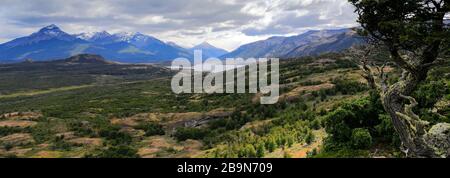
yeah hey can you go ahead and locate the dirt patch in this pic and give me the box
[0,120,37,128]
[138,136,203,158]
[144,136,173,148]
[110,117,140,127]
[32,151,63,158]
[138,136,175,158]
[110,112,163,127]
[120,127,145,138]
[55,132,77,140]
[0,112,42,120]
[0,133,35,146]
[182,139,203,152]
[240,119,273,131]
[278,83,335,102]
[164,108,234,129]
[113,108,234,130]
[138,148,160,158]
[0,147,33,157]
[66,138,103,146]
[289,129,326,158]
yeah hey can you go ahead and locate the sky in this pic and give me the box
[0,0,358,51]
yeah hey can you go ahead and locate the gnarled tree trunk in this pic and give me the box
[348,0,450,158]
[381,73,435,157]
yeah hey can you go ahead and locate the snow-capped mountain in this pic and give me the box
[0,25,193,63]
[0,25,365,63]
[74,31,111,41]
[1,24,79,49]
[111,32,166,49]
[190,42,228,58]
[220,28,363,59]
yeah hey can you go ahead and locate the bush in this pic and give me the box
[310,119,321,130]
[324,108,354,142]
[324,93,383,143]
[305,131,315,145]
[0,127,30,137]
[136,123,165,136]
[374,114,397,143]
[238,144,257,158]
[264,137,277,152]
[323,93,393,152]
[98,125,133,145]
[331,78,368,95]
[351,128,372,149]
[307,148,318,158]
[94,145,139,158]
[173,127,209,141]
[256,143,265,158]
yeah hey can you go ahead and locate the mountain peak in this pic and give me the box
[42,24,60,30]
[34,24,71,38]
[114,32,144,42]
[191,42,228,58]
[75,31,111,41]
[193,42,217,49]
[200,41,212,46]
[38,24,64,34]
[98,30,110,35]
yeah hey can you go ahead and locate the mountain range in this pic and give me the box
[0,24,363,63]
[220,28,364,59]
[0,25,227,63]
[191,42,228,58]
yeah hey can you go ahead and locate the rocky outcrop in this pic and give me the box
[425,123,450,158]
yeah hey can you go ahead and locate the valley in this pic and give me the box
[3,51,446,158]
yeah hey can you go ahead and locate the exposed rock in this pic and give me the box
[425,123,450,158]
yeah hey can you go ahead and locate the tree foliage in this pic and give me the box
[349,0,450,157]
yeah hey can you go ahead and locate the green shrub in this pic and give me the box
[256,143,265,158]
[324,108,354,142]
[136,123,165,136]
[0,127,31,137]
[374,114,397,144]
[351,128,372,149]
[305,131,315,144]
[173,127,209,141]
[98,125,133,145]
[94,145,139,158]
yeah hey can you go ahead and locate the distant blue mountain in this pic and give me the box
[0,25,365,63]
[0,25,193,63]
[190,42,228,58]
[220,28,364,59]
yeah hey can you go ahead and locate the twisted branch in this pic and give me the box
[396,94,430,136]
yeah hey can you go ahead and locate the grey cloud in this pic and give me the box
[0,0,358,49]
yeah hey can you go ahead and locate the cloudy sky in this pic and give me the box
[0,0,358,51]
